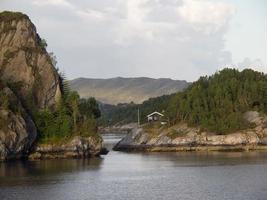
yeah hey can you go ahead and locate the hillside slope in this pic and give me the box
[70,77,189,104]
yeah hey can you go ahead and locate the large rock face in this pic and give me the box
[0,11,61,160]
[0,11,61,109]
[114,111,267,151]
[0,86,37,160]
[0,12,104,160]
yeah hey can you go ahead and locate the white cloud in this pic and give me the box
[178,0,235,34]
[237,58,266,72]
[32,0,73,8]
[76,9,106,21]
[0,0,242,81]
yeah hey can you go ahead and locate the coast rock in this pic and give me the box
[114,112,267,152]
[29,136,104,160]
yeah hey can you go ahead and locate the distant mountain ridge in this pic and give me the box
[70,77,189,104]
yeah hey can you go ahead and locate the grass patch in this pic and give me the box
[37,135,73,145]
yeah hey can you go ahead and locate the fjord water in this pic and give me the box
[1,134,267,200]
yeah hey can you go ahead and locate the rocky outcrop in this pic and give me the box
[114,111,267,152]
[0,11,62,160]
[28,136,104,160]
[0,86,37,160]
[0,11,61,110]
[0,11,103,160]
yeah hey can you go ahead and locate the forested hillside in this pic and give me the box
[166,68,267,133]
[101,69,267,134]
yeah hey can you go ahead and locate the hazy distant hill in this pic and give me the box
[70,77,189,104]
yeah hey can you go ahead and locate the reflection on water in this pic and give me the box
[0,158,103,187]
[1,133,267,200]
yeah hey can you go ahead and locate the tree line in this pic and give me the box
[35,78,101,142]
[100,68,267,134]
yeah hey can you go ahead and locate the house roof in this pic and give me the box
[147,111,164,117]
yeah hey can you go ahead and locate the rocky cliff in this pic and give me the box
[0,11,61,110]
[0,84,37,160]
[0,11,103,160]
[114,111,267,152]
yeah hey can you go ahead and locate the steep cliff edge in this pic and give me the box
[0,11,61,110]
[0,11,103,160]
[114,111,267,152]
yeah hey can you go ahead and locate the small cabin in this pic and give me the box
[147,111,164,122]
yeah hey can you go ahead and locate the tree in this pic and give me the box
[67,91,80,131]
[40,38,47,49]
[79,97,101,119]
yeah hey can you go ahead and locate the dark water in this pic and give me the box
[1,133,267,200]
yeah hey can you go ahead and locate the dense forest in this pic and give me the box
[100,68,267,134]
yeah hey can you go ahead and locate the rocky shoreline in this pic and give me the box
[114,111,267,152]
[29,136,108,160]
[114,143,267,152]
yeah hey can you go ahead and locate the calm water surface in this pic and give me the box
[1,133,267,200]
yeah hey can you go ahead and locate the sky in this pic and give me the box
[0,0,266,81]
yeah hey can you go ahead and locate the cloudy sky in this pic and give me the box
[1,0,266,81]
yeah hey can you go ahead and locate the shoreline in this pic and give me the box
[113,144,267,152]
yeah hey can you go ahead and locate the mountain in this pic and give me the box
[70,77,189,104]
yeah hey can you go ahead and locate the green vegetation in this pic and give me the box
[35,80,101,143]
[166,68,267,134]
[40,38,47,49]
[0,78,101,144]
[101,69,267,134]
[99,94,173,125]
